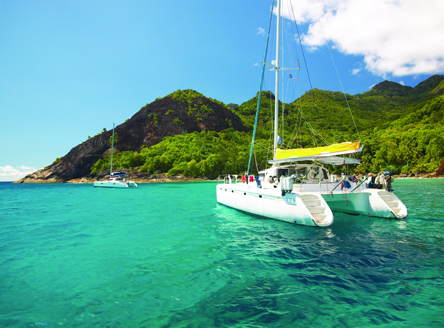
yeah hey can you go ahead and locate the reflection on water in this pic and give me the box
[1,180,443,327]
[206,180,444,327]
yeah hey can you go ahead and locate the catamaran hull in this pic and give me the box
[322,189,408,219]
[216,185,334,227]
[94,181,129,188]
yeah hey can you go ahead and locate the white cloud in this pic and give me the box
[0,165,39,181]
[351,68,361,75]
[278,0,444,77]
[399,80,405,86]
[257,27,265,35]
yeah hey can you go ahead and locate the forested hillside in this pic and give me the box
[16,75,444,183]
[89,75,444,178]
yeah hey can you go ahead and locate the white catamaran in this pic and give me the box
[94,124,138,188]
[216,0,407,227]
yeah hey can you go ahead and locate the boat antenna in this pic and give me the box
[110,123,115,176]
[269,0,299,159]
[273,0,281,162]
[246,0,275,175]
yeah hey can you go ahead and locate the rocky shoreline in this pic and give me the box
[14,168,443,184]
[14,170,213,184]
[13,164,217,183]
[67,174,212,184]
[393,173,441,179]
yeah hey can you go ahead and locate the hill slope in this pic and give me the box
[16,90,245,182]
[16,75,444,182]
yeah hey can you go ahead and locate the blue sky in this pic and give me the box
[1,0,443,181]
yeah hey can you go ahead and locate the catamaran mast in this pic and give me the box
[110,123,115,176]
[273,0,281,161]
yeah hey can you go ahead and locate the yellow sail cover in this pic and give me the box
[276,142,361,160]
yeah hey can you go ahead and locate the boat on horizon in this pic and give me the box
[94,124,138,189]
[216,0,408,227]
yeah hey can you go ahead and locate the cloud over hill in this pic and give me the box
[278,0,444,77]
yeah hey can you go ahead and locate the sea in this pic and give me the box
[1,179,443,327]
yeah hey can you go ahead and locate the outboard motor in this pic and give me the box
[384,169,393,192]
[281,177,293,196]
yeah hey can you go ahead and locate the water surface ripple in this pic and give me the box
[1,179,443,327]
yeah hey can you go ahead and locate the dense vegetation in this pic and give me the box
[90,130,271,178]
[90,75,444,177]
[358,95,444,173]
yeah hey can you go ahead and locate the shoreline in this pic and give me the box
[13,175,215,184]
[14,163,443,184]
[12,175,444,184]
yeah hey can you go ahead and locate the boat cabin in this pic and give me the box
[259,163,331,184]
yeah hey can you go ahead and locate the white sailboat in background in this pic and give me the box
[216,0,407,227]
[94,124,138,188]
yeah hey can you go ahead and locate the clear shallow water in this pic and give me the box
[1,179,443,327]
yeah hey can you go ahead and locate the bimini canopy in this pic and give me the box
[269,142,363,165]
[111,172,127,177]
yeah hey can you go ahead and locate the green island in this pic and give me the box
[16,76,444,184]
[90,77,444,178]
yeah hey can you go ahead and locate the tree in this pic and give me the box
[109,132,119,146]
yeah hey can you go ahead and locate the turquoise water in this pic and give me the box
[1,179,443,327]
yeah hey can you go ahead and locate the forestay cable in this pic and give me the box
[247,0,275,175]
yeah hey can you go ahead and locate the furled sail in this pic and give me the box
[271,142,362,165]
